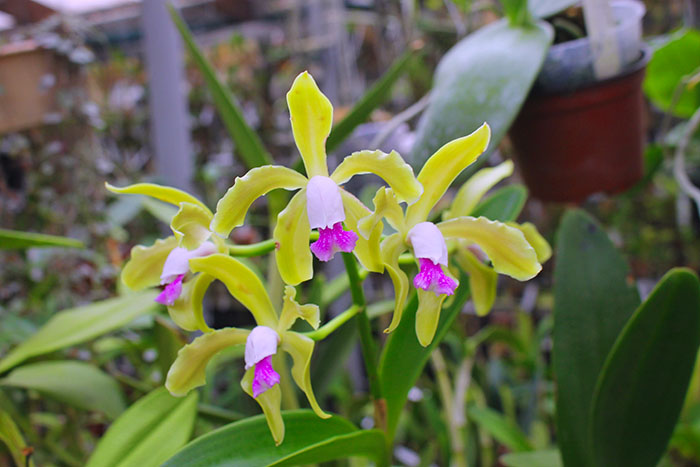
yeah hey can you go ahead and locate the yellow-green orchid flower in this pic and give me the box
[360,124,543,346]
[444,160,552,316]
[106,182,225,332]
[164,254,328,445]
[209,71,423,285]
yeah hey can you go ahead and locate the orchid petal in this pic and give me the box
[287,72,332,178]
[415,289,447,347]
[407,222,448,266]
[339,190,383,273]
[381,233,410,334]
[274,189,313,285]
[244,326,280,369]
[167,273,214,332]
[438,217,541,281]
[508,222,552,263]
[444,160,514,219]
[358,187,406,239]
[282,331,330,419]
[241,369,284,445]
[189,254,278,328]
[331,149,423,205]
[455,248,497,317]
[160,242,217,284]
[121,236,178,290]
[306,176,345,229]
[279,286,320,332]
[106,182,209,212]
[155,274,185,306]
[165,327,249,396]
[406,123,491,226]
[210,166,307,237]
[171,202,213,250]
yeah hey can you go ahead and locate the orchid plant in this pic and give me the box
[106,71,549,449]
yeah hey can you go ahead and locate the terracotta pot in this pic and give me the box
[509,50,649,203]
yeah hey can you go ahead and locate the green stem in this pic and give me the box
[305,305,362,341]
[227,232,319,257]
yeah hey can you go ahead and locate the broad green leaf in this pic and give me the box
[0,228,83,250]
[169,6,272,169]
[0,410,33,467]
[1,361,125,418]
[643,29,700,118]
[0,291,158,373]
[411,20,552,176]
[553,210,640,467]
[468,405,532,452]
[86,387,198,467]
[326,50,414,152]
[501,449,563,467]
[470,185,528,222]
[379,273,471,440]
[590,268,700,467]
[162,410,387,467]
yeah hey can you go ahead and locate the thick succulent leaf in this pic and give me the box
[106,182,209,212]
[167,273,214,332]
[438,217,541,281]
[287,72,332,178]
[166,327,249,396]
[278,286,320,332]
[189,254,277,328]
[415,289,450,347]
[1,361,125,418]
[241,369,285,445]
[274,189,313,285]
[121,236,178,290]
[86,387,198,467]
[381,233,410,333]
[359,187,406,238]
[529,0,579,18]
[410,20,552,175]
[340,190,383,273]
[553,209,640,467]
[331,149,423,204]
[171,202,213,250]
[0,291,158,373]
[590,268,700,467]
[0,228,83,250]
[509,221,552,263]
[162,410,387,466]
[0,410,32,467]
[454,247,498,316]
[281,332,329,419]
[444,160,514,219]
[211,166,307,237]
[406,123,491,226]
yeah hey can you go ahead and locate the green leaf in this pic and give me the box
[470,185,528,222]
[0,291,158,373]
[468,405,533,451]
[379,274,471,440]
[141,197,179,224]
[643,29,700,118]
[0,228,84,250]
[1,361,125,418]
[326,51,415,152]
[169,6,271,169]
[529,0,579,19]
[501,449,563,467]
[0,410,32,467]
[411,20,552,177]
[162,410,387,467]
[552,209,640,467]
[86,387,198,467]
[590,268,700,467]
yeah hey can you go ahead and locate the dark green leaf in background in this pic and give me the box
[470,184,528,222]
[468,405,533,452]
[501,449,563,467]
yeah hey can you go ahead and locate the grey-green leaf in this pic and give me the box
[0,291,158,373]
[529,0,580,19]
[1,361,125,418]
[501,449,563,467]
[86,387,198,467]
[470,185,528,222]
[468,405,532,452]
[553,209,640,467]
[162,410,387,467]
[590,268,700,467]
[0,228,84,250]
[410,20,552,175]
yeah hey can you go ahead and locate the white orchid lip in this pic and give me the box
[160,241,217,284]
[406,222,448,266]
[244,326,281,370]
[306,175,345,229]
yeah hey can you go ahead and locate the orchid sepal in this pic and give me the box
[105,182,209,212]
[508,221,552,263]
[241,369,285,445]
[281,332,330,419]
[444,159,514,220]
[415,289,448,347]
[121,236,179,290]
[171,202,214,250]
[274,189,313,285]
[455,247,498,317]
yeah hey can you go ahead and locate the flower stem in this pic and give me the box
[227,231,319,257]
[305,304,362,341]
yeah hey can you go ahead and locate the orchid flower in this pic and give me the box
[209,71,423,285]
[163,253,328,445]
[359,124,543,346]
[106,182,224,332]
[443,160,552,316]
